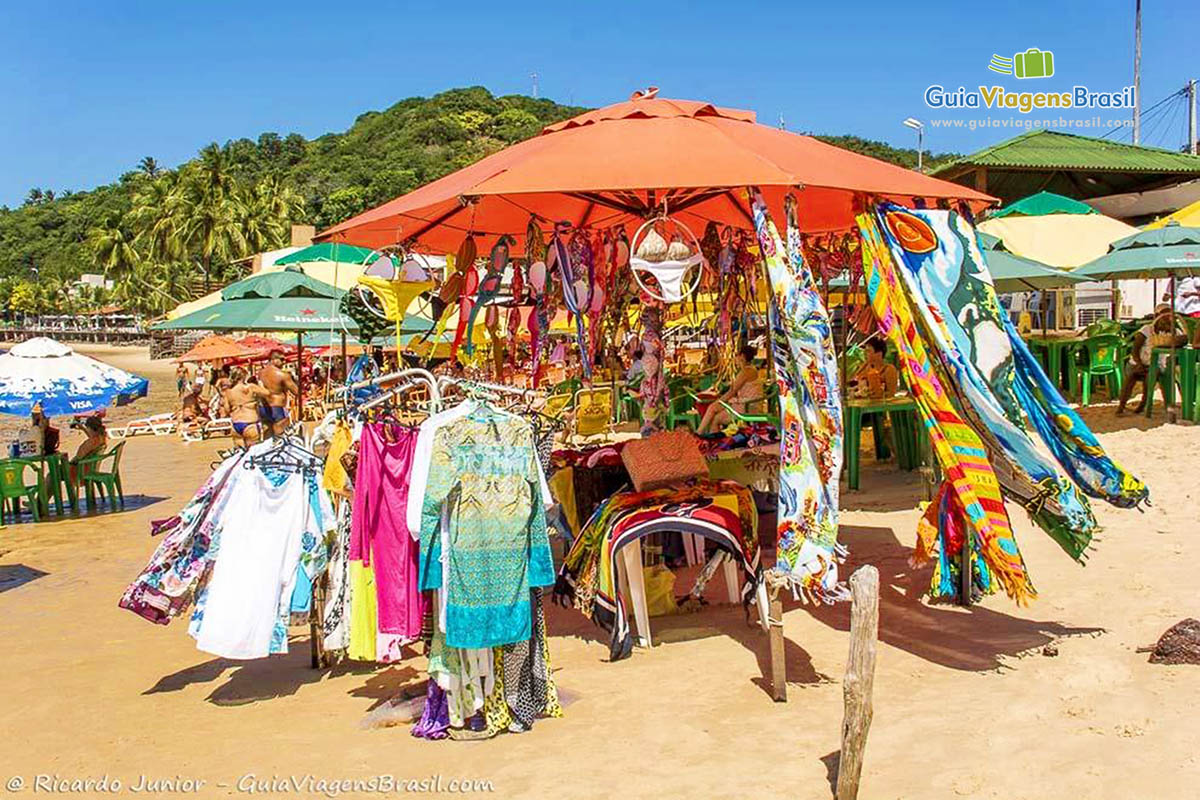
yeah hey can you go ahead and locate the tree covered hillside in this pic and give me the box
[0,87,957,316]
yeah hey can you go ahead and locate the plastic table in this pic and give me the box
[843,395,922,490]
[1024,333,1087,395]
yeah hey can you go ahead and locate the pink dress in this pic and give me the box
[350,424,427,642]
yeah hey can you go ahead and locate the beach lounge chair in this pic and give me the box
[180,417,234,443]
[109,413,177,438]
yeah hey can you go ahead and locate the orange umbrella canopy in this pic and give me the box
[175,334,259,363]
[319,90,996,252]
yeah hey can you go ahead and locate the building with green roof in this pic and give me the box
[932,130,1200,206]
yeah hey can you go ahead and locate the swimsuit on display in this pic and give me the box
[629,253,703,302]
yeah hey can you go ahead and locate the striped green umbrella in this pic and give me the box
[1073,222,1200,280]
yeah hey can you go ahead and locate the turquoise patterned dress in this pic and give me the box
[419,406,554,649]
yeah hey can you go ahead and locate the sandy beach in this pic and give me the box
[0,344,1197,800]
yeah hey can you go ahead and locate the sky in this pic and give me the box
[2,0,1197,208]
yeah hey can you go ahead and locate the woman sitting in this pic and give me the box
[696,345,763,434]
[70,416,108,484]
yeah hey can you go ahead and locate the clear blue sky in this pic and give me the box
[2,0,1196,207]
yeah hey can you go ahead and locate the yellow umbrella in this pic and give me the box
[1145,198,1200,230]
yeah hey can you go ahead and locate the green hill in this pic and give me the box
[0,87,958,315]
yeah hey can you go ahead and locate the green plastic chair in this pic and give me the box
[666,377,701,430]
[1075,334,1124,405]
[77,442,126,512]
[0,458,43,522]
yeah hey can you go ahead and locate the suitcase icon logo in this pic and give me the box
[988,48,1055,79]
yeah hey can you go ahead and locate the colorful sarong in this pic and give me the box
[858,213,1034,603]
[872,205,1097,559]
[749,190,846,603]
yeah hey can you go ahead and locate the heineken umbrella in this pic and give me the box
[0,337,149,416]
[1074,222,1200,280]
[154,269,352,332]
[978,232,1083,291]
[152,295,357,332]
[152,270,355,412]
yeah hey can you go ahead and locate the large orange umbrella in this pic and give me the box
[318,90,996,251]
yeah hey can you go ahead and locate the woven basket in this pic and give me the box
[621,429,708,491]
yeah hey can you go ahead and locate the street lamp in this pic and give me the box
[903,117,924,172]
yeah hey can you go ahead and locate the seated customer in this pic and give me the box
[1117,303,1188,415]
[697,345,762,434]
[180,378,208,422]
[69,416,108,483]
[853,339,899,398]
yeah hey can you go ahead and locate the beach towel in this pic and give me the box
[858,213,1033,603]
[872,204,1099,560]
[749,190,847,602]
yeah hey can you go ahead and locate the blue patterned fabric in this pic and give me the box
[873,204,1146,560]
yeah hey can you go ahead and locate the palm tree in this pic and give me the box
[88,223,140,284]
[239,177,306,253]
[172,174,248,292]
[138,156,161,179]
[128,173,183,263]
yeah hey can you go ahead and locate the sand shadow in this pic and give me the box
[839,463,927,513]
[802,524,1105,672]
[0,563,48,593]
[144,636,378,704]
[547,553,829,695]
[70,493,169,517]
[1075,402,1175,434]
[346,664,425,712]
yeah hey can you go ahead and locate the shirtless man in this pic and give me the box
[224,369,272,446]
[258,350,299,435]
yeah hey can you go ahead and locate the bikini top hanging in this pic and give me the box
[628,207,705,303]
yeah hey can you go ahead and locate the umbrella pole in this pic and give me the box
[296,331,304,423]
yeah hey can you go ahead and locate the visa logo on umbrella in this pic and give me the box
[989,49,1055,79]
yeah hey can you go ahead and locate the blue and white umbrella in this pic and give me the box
[0,337,149,417]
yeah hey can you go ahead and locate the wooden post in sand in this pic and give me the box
[768,588,787,702]
[836,566,879,800]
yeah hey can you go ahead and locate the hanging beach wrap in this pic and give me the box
[1004,320,1148,507]
[872,204,1099,560]
[749,190,846,603]
[548,222,592,379]
[857,213,1034,603]
[464,236,512,356]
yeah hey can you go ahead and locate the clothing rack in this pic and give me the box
[347,368,442,414]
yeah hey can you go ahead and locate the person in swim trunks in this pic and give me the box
[224,368,272,447]
[257,349,299,435]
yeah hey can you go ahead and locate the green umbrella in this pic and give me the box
[153,270,356,332]
[273,243,376,267]
[153,295,359,332]
[220,268,344,300]
[978,232,1084,291]
[1073,222,1200,280]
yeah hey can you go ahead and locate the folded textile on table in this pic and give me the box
[556,478,760,660]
